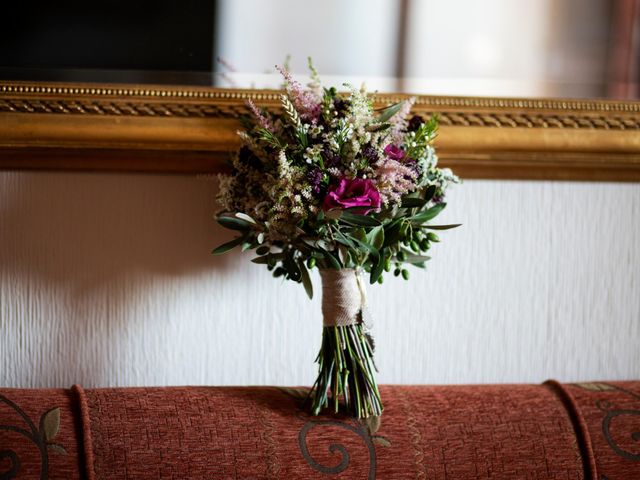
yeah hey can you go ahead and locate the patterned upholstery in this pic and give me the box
[1,382,638,479]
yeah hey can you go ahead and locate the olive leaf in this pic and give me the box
[251,256,269,264]
[321,249,341,269]
[423,184,437,202]
[217,216,253,231]
[369,248,387,284]
[404,254,431,264]
[334,229,357,249]
[338,245,350,267]
[376,102,403,123]
[350,236,379,260]
[235,212,257,224]
[339,211,382,227]
[298,259,313,300]
[40,407,60,442]
[283,253,301,282]
[424,224,462,230]
[367,226,385,251]
[410,203,446,224]
[365,122,391,132]
[401,197,428,208]
[211,235,245,255]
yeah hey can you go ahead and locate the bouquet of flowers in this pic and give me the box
[213,61,459,420]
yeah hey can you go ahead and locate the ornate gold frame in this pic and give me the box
[1,80,639,180]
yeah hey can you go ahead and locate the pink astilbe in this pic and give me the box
[373,157,418,206]
[387,97,416,144]
[246,99,274,131]
[276,65,321,123]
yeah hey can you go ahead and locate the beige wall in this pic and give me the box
[2,171,639,388]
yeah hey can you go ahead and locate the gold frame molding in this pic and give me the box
[1,80,640,180]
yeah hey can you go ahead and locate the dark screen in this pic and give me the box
[0,1,216,84]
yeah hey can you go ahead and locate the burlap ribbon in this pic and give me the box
[320,268,367,327]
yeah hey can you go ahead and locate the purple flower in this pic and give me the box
[362,145,379,163]
[403,158,418,174]
[322,178,381,213]
[333,98,350,117]
[384,144,406,161]
[246,99,274,132]
[239,146,263,171]
[307,168,324,195]
[407,115,424,131]
[276,65,322,122]
[322,147,341,168]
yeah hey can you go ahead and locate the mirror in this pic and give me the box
[1,0,638,99]
[1,0,639,180]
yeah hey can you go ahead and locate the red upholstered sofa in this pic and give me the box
[1,381,639,479]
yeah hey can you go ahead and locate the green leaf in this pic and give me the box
[365,122,391,132]
[339,211,382,227]
[350,236,379,259]
[283,253,301,282]
[338,245,350,267]
[211,235,245,255]
[377,102,403,123]
[367,226,385,251]
[369,250,386,284]
[352,228,367,243]
[401,197,428,209]
[217,216,253,231]
[251,255,269,264]
[382,219,402,247]
[423,185,437,202]
[334,229,357,249]
[253,253,284,265]
[321,249,341,269]
[235,212,257,224]
[404,254,431,264]
[410,203,446,224]
[298,259,313,299]
[424,223,462,230]
[40,408,60,442]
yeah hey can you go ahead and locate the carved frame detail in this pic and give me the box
[1,80,639,180]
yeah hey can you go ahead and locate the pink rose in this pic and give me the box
[322,178,381,213]
[384,144,406,161]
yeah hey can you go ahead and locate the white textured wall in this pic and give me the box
[1,171,639,388]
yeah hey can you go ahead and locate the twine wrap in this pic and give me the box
[320,268,367,327]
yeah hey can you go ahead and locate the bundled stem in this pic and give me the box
[310,323,383,418]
